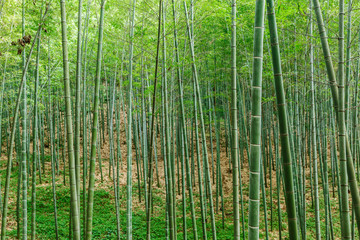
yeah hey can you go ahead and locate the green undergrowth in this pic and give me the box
[0,155,356,239]
[0,156,235,239]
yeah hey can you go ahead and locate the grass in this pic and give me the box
[0,153,358,239]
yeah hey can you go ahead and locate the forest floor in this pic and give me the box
[0,117,355,239]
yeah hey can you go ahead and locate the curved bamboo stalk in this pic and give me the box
[0,6,48,239]
[312,0,360,235]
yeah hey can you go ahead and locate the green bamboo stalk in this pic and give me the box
[85,0,106,239]
[109,76,121,239]
[352,10,360,208]
[139,36,148,211]
[74,0,83,218]
[266,0,298,238]
[0,49,8,161]
[184,2,217,238]
[48,48,59,239]
[179,125,187,239]
[193,80,207,239]
[17,135,22,239]
[274,122,282,239]
[312,0,360,234]
[308,1,320,237]
[338,0,351,237]
[21,0,28,238]
[247,0,265,238]
[260,156,268,240]
[59,0,81,238]
[344,0,352,126]
[82,0,91,235]
[126,0,136,239]
[171,0,198,238]
[162,2,176,239]
[230,0,240,238]
[145,0,164,238]
[31,11,42,239]
[134,113,142,203]
[0,6,48,239]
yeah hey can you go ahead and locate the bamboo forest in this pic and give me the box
[3,0,360,239]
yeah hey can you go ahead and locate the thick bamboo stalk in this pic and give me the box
[266,0,298,238]
[338,0,351,236]
[247,0,265,238]
[230,0,240,238]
